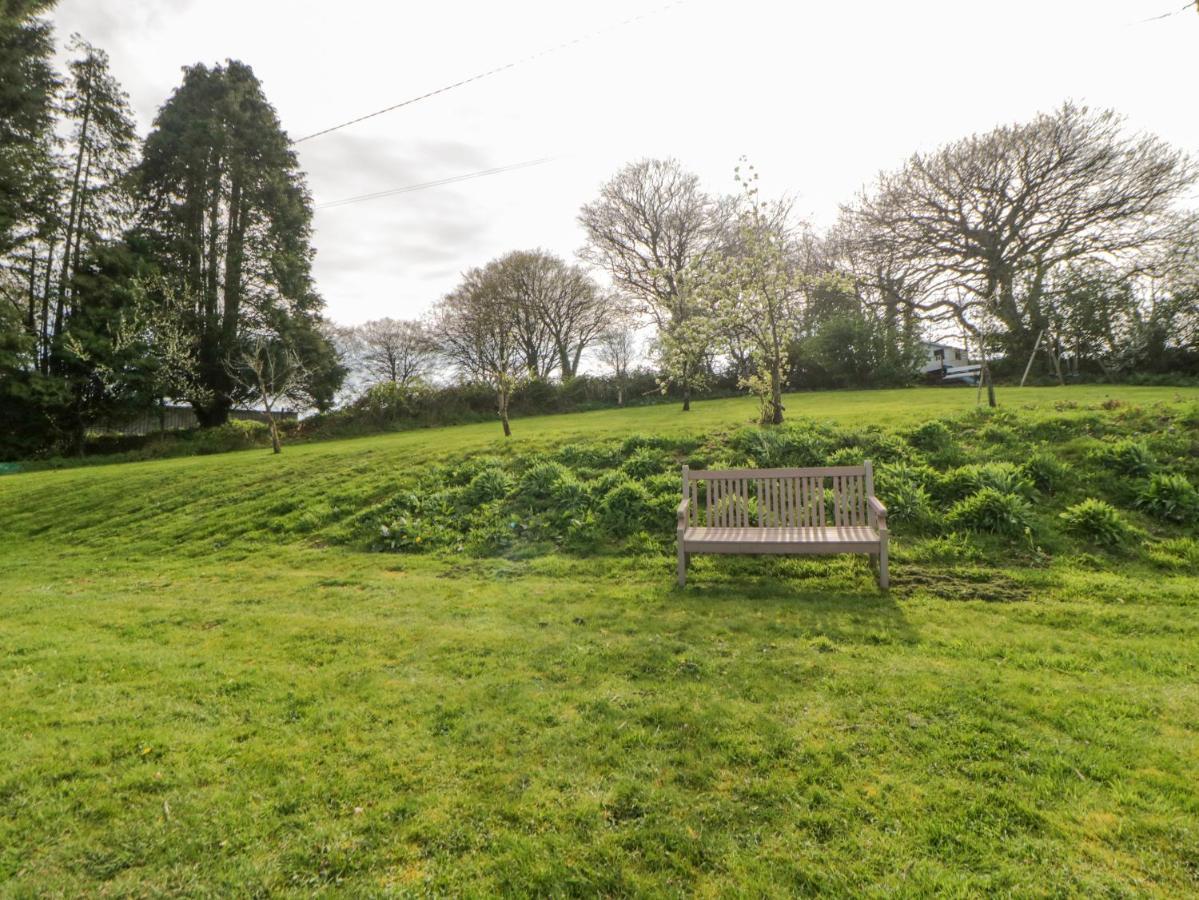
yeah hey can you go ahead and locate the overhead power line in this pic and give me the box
[314,157,557,210]
[292,0,687,144]
[1136,1,1197,23]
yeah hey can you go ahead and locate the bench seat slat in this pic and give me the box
[684,526,878,543]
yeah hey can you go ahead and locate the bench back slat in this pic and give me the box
[682,464,874,528]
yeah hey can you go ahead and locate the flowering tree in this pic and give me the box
[700,164,809,424]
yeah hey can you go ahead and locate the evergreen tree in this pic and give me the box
[46,35,137,362]
[0,0,57,261]
[134,60,336,425]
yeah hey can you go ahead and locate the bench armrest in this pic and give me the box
[868,495,887,528]
[677,497,690,530]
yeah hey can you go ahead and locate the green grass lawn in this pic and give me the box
[2,385,1198,895]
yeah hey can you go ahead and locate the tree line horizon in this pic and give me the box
[3,0,1197,453]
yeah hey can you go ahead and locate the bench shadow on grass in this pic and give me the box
[671,554,919,645]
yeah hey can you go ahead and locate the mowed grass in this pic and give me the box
[2,385,1198,895]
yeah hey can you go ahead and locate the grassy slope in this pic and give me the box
[2,385,1198,896]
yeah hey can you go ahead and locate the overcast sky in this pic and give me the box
[48,0,1199,327]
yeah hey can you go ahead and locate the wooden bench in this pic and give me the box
[676,463,889,588]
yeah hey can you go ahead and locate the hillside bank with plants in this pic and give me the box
[359,400,1199,578]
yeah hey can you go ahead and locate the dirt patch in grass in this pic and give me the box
[896,565,1032,603]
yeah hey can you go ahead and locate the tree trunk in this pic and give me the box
[682,383,691,412]
[498,387,512,437]
[268,416,281,454]
[770,366,784,425]
[616,384,624,407]
[193,398,232,428]
[25,248,36,335]
[56,84,93,339]
[39,240,54,374]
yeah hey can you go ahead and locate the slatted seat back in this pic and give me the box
[682,464,875,528]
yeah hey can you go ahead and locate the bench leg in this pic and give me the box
[877,532,889,590]
[677,540,687,587]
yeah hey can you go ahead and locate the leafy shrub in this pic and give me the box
[621,433,673,455]
[192,419,271,455]
[731,427,791,468]
[905,420,954,453]
[936,463,1034,503]
[376,491,461,551]
[977,423,1017,445]
[826,447,865,466]
[518,461,571,502]
[1135,473,1199,524]
[555,442,620,471]
[587,470,630,499]
[1059,499,1134,547]
[1093,438,1155,477]
[550,476,591,517]
[729,423,831,468]
[642,471,681,496]
[598,478,652,537]
[621,447,672,479]
[451,455,504,486]
[839,430,913,464]
[463,466,512,505]
[875,462,940,495]
[881,480,935,532]
[1147,537,1199,571]
[1021,450,1067,494]
[947,488,1033,536]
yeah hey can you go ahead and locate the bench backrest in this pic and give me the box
[681,463,875,528]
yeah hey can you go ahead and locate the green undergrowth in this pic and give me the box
[363,402,1199,572]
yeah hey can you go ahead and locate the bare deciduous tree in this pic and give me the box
[489,249,617,380]
[226,336,310,454]
[579,158,727,410]
[432,264,524,437]
[846,102,1197,362]
[595,326,636,406]
[355,317,437,388]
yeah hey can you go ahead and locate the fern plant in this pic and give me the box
[1135,473,1199,524]
[946,488,1033,536]
[1059,499,1133,547]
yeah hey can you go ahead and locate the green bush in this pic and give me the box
[875,462,940,494]
[1147,537,1199,571]
[977,423,1017,445]
[729,423,831,468]
[1135,473,1199,524]
[936,463,1034,503]
[621,447,672,479]
[518,461,571,503]
[826,447,865,466]
[905,420,954,453]
[549,476,591,517]
[947,488,1033,536]
[1059,499,1134,547]
[880,480,935,532]
[587,470,630,500]
[192,419,271,455]
[1093,438,1155,477]
[598,478,652,537]
[376,491,461,551]
[1021,450,1067,494]
[554,442,620,471]
[463,467,512,505]
[621,433,674,455]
